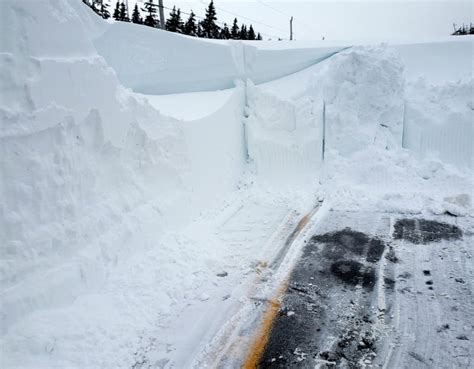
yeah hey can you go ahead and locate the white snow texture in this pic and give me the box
[0,0,472,368]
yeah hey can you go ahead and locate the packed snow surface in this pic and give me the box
[0,1,472,368]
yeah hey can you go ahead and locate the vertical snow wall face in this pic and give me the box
[245,46,405,185]
[93,22,346,95]
[0,0,246,333]
[246,83,324,185]
[404,79,473,169]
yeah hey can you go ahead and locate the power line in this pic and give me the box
[132,0,288,39]
[161,3,286,40]
[198,0,288,36]
[256,0,315,38]
[257,0,286,17]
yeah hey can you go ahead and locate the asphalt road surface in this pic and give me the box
[258,211,473,369]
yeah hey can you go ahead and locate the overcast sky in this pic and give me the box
[129,1,473,41]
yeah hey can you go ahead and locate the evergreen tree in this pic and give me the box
[220,23,230,39]
[166,6,183,33]
[166,6,178,31]
[132,4,142,24]
[113,1,120,21]
[183,11,197,36]
[230,18,240,39]
[176,8,184,33]
[143,1,158,28]
[91,0,98,13]
[119,2,129,22]
[240,24,248,40]
[89,0,110,19]
[99,1,110,19]
[257,32,262,40]
[201,0,219,38]
[197,21,204,37]
[248,24,256,40]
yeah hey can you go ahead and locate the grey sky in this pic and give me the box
[129,1,473,41]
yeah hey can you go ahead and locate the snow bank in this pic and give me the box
[308,46,405,155]
[245,46,405,184]
[246,44,472,216]
[93,21,345,94]
[0,0,182,334]
[394,39,473,84]
[0,0,246,348]
[404,79,473,169]
[245,81,323,185]
[94,22,240,94]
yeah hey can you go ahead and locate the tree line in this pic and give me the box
[451,23,474,36]
[83,0,264,41]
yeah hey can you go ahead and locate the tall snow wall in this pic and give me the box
[403,79,473,169]
[245,46,405,185]
[93,21,345,94]
[0,0,246,334]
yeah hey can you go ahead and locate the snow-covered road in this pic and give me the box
[243,211,473,368]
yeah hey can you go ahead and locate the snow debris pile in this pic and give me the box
[308,46,405,154]
[246,45,473,214]
[245,46,405,184]
[312,49,473,214]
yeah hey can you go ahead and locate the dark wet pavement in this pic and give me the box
[259,228,385,368]
[257,217,464,368]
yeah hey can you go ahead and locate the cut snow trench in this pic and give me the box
[1,2,473,368]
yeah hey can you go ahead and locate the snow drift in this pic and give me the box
[0,0,246,339]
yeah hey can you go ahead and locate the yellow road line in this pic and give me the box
[241,208,316,368]
[241,282,288,369]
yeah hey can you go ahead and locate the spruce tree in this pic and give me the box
[165,6,178,31]
[113,1,120,21]
[257,32,262,40]
[240,24,248,40]
[177,9,184,33]
[132,4,142,24]
[202,0,219,38]
[248,25,256,40]
[231,18,239,39]
[99,1,110,19]
[220,23,230,39]
[197,21,204,37]
[119,2,129,22]
[91,0,110,19]
[143,1,158,28]
[183,11,197,36]
[165,6,183,33]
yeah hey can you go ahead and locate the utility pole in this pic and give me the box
[290,16,293,40]
[158,0,165,29]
